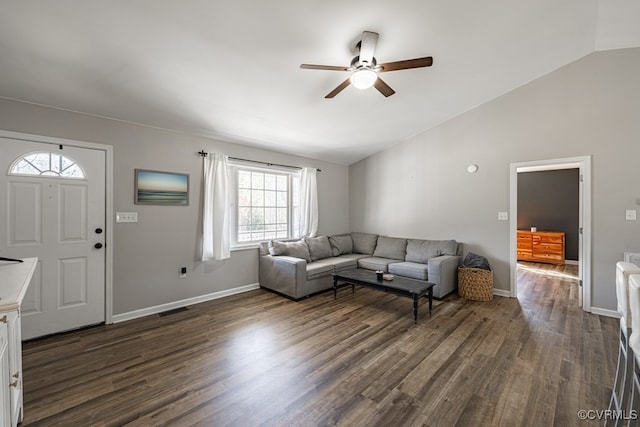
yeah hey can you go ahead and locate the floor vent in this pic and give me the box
[159,307,189,317]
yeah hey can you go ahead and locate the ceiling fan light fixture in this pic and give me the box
[350,68,378,89]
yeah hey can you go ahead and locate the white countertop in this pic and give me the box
[0,257,37,312]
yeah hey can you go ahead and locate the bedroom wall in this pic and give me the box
[517,169,580,261]
[0,98,350,316]
[349,47,640,313]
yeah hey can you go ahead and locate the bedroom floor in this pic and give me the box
[21,262,616,426]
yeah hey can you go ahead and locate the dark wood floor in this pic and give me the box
[20,262,617,426]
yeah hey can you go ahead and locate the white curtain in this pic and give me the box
[299,167,318,238]
[202,152,231,261]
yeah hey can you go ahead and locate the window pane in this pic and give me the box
[276,231,288,238]
[277,208,287,223]
[51,153,63,173]
[12,160,40,175]
[252,232,265,241]
[265,208,276,224]
[264,190,276,207]
[252,207,264,227]
[252,172,264,189]
[277,175,287,191]
[61,164,84,178]
[276,191,287,207]
[252,189,264,206]
[239,207,251,226]
[265,174,276,190]
[264,232,276,240]
[238,189,251,206]
[29,153,51,171]
[239,171,251,188]
[238,233,252,242]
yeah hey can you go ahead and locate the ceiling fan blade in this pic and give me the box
[325,78,351,98]
[300,64,349,71]
[379,57,433,72]
[358,31,379,66]
[374,77,395,97]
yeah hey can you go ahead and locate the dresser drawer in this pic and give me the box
[532,252,564,263]
[534,233,564,244]
[533,242,563,254]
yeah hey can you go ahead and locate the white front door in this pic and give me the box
[0,138,106,339]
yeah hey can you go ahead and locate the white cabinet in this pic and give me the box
[0,321,11,427]
[0,258,36,427]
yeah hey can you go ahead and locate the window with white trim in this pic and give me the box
[229,163,301,246]
[9,151,86,179]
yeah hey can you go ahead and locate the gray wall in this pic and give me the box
[349,47,640,313]
[0,99,350,315]
[517,169,580,260]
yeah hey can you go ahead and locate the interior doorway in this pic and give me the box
[509,156,592,311]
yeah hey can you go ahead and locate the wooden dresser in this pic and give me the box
[517,230,565,265]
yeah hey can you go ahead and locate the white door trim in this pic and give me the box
[0,129,114,324]
[509,155,592,312]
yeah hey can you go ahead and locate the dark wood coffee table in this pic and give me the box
[332,268,434,323]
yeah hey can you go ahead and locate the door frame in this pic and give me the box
[509,155,592,312]
[0,129,114,324]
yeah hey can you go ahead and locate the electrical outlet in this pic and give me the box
[498,211,508,221]
[116,212,138,223]
[626,210,637,221]
[180,267,187,278]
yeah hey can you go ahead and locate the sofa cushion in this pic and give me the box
[318,256,358,272]
[389,262,429,281]
[357,257,398,273]
[305,236,333,261]
[351,232,379,255]
[269,240,312,262]
[373,236,407,260]
[406,239,458,263]
[329,234,353,256]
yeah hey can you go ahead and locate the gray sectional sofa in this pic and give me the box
[258,232,462,300]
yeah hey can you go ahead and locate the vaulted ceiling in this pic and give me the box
[1,1,639,164]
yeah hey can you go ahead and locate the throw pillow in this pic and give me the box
[406,239,458,263]
[305,236,333,261]
[351,232,379,255]
[329,234,353,256]
[268,240,312,262]
[373,236,407,260]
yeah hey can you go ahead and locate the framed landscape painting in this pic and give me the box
[135,169,189,205]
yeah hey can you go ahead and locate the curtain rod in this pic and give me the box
[198,150,321,172]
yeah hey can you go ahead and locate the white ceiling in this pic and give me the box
[1,0,639,165]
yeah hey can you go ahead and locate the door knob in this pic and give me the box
[95,228,103,234]
[94,243,103,249]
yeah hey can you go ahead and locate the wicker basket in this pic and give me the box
[458,266,494,301]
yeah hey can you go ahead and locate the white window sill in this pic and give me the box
[231,244,260,252]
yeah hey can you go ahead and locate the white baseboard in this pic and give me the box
[590,307,621,319]
[112,283,260,324]
[493,289,511,298]
[565,260,579,265]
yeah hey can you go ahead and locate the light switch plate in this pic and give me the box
[116,212,138,223]
[498,211,509,221]
[626,210,637,221]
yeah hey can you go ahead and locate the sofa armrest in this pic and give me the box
[428,255,461,298]
[259,255,307,299]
